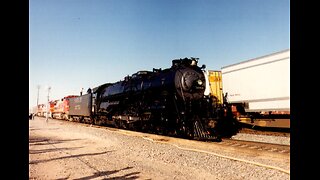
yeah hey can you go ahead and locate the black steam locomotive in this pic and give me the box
[68,58,240,141]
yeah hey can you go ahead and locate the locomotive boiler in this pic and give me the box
[68,58,240,140]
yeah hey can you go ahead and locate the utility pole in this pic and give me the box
[80,87,84,96]
[46,86,51,123]
[36,85,40,107]
[33,85,40,120]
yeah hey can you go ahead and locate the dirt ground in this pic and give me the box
[29,117,211,180]
[29,117,290,180]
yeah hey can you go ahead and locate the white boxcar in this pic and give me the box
[221,49,290,113]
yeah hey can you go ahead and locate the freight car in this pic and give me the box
[49,95,79,120]
[67,58,240,140]
[32,103,46,117]
[213,49,290,130]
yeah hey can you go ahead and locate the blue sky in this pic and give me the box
[29,0,290,108]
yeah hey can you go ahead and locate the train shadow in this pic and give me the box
[29,151,113,165]
[29,137,82,146]
[29,146,84,154]
[72,167,140,180]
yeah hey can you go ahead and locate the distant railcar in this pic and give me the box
[69,93,92,122]
[49,95,79,120]
[34,104,46,117]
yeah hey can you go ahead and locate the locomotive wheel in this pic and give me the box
[140,121,151,133]
[178,121,194,139]
[119,120,128,129]
[185,126,194,139]
[156,126,167,135]
[114,119,120,128]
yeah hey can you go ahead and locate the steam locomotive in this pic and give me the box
[39,58,240,141]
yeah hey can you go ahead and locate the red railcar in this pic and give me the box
[50,95,78,120]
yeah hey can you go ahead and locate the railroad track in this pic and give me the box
[238,127,290,137]
[41,117,290,155]
[139,133,290,156]
[219,138,290,154]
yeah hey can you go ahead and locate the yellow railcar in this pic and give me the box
[207,70,224,105]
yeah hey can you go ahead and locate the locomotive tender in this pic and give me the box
[61,58,240,140]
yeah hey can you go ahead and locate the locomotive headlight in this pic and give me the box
[197,79,203,85]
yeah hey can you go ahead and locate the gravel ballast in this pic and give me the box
[29,117,290,179]
[231,133,290,145]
